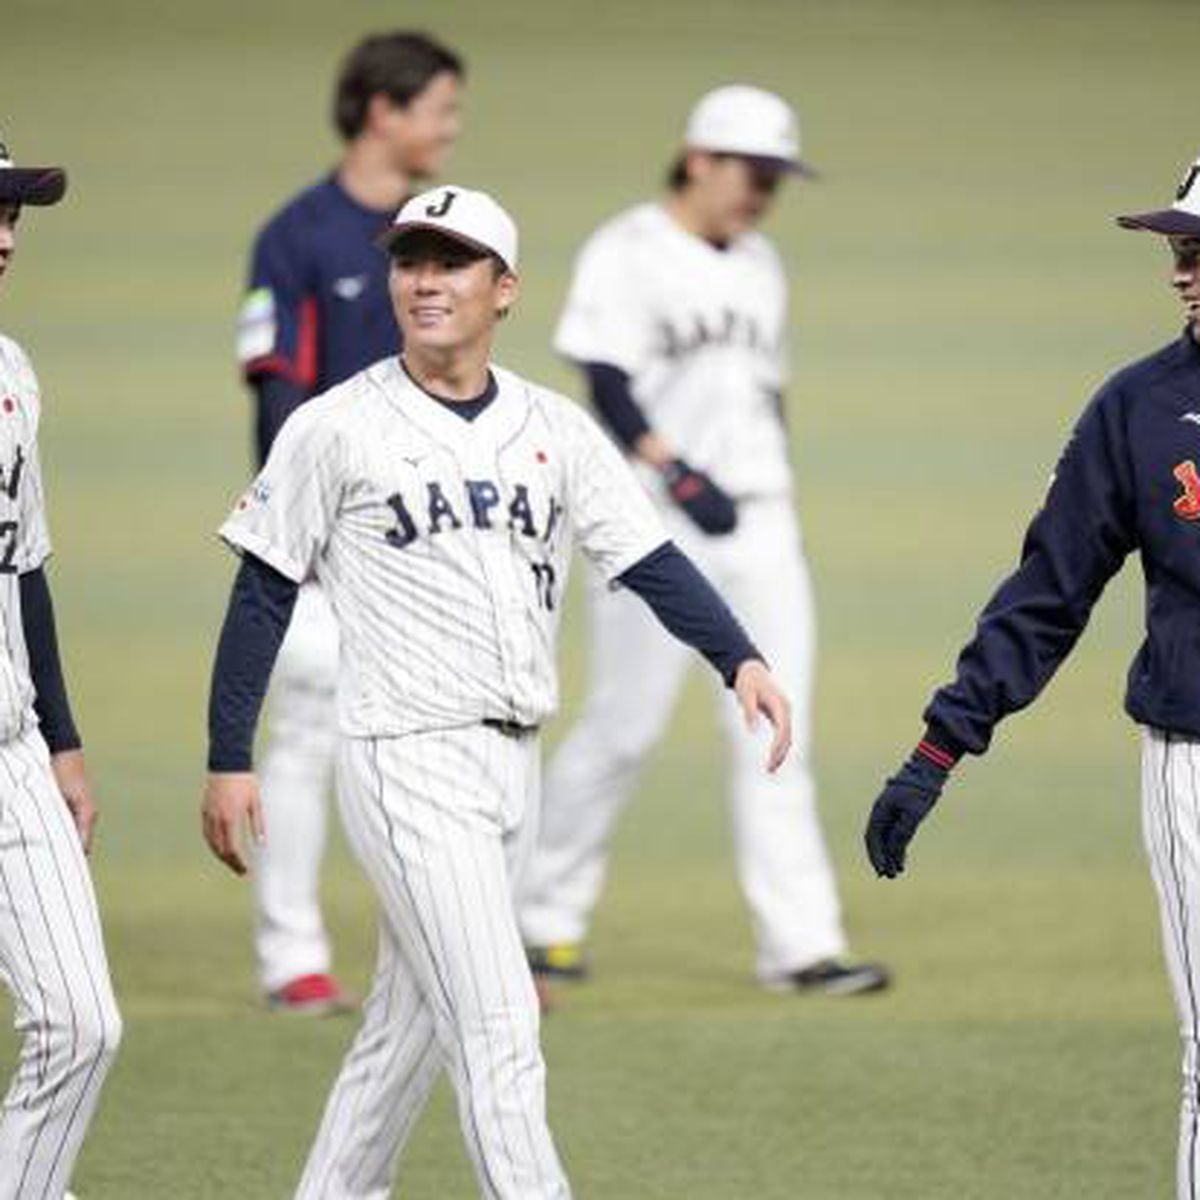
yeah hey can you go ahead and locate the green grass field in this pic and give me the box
[2,0,1196,1194]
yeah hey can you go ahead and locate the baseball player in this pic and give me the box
[0,139,122,1199]
[517,86,888,994]
[203,184,792,1199]
[865,154,1200,1198]
[236,30,464,1013]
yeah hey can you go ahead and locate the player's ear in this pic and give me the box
[494,270,519,320]
[685,149,715,186]
[365,91,405,137]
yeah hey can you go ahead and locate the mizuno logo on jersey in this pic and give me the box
[332,275,367,301]
[383,478,564,550]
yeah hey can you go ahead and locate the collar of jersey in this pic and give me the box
[374,356,530,452]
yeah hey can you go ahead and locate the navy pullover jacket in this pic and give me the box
[927,329,1200,755]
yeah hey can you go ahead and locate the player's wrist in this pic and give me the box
[207,749,253,774]
[633,432,674,470]
[915,724,965,773]
[728,651,767,688]
[661,457,704,502]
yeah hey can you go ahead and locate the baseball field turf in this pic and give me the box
[2,0,1195,1194]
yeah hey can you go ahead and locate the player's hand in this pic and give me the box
[202,772,265,876]
[864,754,950,878]
[50,748,98,854]
[661,458,738,535]
[734,659,792,773]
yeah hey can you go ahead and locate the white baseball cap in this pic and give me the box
[380,185,519,271]
[684,85,816,177]
[1117,153,1200,236]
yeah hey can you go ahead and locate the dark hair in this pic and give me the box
[333,32,464,141]
[666,153,690,192]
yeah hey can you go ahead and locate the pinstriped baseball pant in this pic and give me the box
[296,726,570,1200]
[1142,727,1200,1200]
[0,729,121,1200]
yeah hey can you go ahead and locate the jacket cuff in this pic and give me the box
[915,725,965,770]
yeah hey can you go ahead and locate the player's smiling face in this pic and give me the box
[1170,235,1200,326]
[389,231,518,356]
[0,204,18,284]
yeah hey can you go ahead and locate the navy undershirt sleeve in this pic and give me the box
[19,567,81,754]
[254,373,310,466]
[618,542,761,686]
[207,553,299,771]
[584,361,652,450]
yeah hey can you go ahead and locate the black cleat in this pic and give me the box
[526,942,589,981]
[771,958,891,996]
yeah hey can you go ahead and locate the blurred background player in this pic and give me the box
[864,153,1200,1199]
[518,86,889,994]
[235,31,465,1013]
[0,137,122,1198]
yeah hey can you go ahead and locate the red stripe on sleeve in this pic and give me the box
[294,296,319,391]
[916,740,957,771]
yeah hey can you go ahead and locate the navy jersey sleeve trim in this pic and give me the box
[207,553,299,772]
[243,295,320,391]
[242,199,322,392]
[618,541,761,686]
[19,567,81,755]
[924,379,1137,755]
[583,361,652,450]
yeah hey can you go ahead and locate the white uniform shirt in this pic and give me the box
[220,358,667,736]
[0,335,53,742]
[554,202,793,500]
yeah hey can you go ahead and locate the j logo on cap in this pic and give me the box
[425,190,456,219]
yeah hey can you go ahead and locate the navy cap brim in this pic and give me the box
[0,167,67,206]
[731,153,819,180]
[1116,208,1200,235]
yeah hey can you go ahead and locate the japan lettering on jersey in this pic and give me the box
[220,360,666,736]
[555,202,793,498]
[0,335,53,740]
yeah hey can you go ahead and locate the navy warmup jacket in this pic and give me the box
[927,330,1200,754]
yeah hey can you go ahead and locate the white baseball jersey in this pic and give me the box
[520,200,851,984]
[0,336,122,1199]
[0,334,52,741]
[554,201,792,499]
[220,356,667,736]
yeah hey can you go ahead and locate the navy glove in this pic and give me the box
[865,739,958,878]
[661,458,738,535]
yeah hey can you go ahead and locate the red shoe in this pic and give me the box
[267,973,356,1016]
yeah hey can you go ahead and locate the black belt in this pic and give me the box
[482,718,538,738]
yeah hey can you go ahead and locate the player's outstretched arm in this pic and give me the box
[203,772,264,876]
[734,659,792,773]
[867,379,1140,878]
[616,542,791,771]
